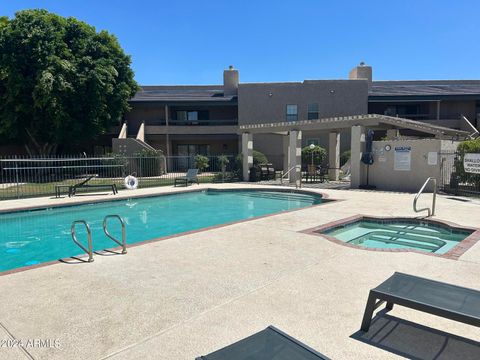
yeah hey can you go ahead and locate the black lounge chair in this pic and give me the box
[196,325,330,360]
[361,272,480,332]
[68,174,118,197]
[174,168,199,187]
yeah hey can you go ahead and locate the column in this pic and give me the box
[165,104,171,172]
[282,134,290,172]
[288,130,302,184]
[350,125,366,188]
[241,132,253,181]
[328,132,340,181]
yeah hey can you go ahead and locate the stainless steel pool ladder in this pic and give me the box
[103,215,127,254]
[413,177,437,217]
[71,220,94,262]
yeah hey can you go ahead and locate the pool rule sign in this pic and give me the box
[463,153,480,174]
[394,146,411,171]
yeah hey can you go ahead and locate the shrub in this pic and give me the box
[454,138,480,185]
[301,145,327,166]
[253,150,268,165]
[132,149,164,177]
[340,150,351,166]
[234,151,269,169]
[194,154,209,172]
[217,154,230,172]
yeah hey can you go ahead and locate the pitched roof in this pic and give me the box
[239,114,470,138]
[369,80,480,98]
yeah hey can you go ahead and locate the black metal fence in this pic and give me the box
[0,154,238,200]
[439,150,480,197]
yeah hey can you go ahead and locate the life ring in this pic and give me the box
[124,175,138,190]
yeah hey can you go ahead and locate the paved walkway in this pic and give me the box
[0,184,479,359]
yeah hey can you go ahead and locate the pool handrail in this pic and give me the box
[103,215,127,254]
[70,220,94,262]
[413,177,437,217]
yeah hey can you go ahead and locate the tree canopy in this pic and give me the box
[0,10,138,154]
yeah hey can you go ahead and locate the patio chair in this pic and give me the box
[174,168,199,187]
[360,272,480,332]
[68,174,118,197]
[318,165,329,183]
[196,325,331,360]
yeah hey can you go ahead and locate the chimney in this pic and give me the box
[223,65,239,96]
[349,62,372,83]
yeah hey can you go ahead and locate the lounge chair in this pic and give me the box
[174,169,199,187]
[360,272,480,332]
[67,174,118,197]
[196,325,330,360]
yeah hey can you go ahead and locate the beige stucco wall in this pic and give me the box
[367,139,459,192]
[238,80,368,125]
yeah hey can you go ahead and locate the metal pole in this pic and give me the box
[14,155,19,199]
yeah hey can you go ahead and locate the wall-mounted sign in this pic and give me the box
[464,153,480,174]
[394,146,411,171]
[427,152,438,166]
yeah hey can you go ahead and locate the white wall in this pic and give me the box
[367,139,459,192]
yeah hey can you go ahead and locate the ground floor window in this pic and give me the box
[176,144,210,156]
[306,138,319,146]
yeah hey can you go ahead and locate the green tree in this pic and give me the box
[301,145,327,165]
[0,10,138,155]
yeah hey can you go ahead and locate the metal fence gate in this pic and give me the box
[439,150,480,197]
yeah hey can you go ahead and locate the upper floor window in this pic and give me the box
[175,110,209,124]
[177,111,199,122]
[308,103,319,120]
[286,104,298,121]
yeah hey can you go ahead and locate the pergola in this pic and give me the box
[238,114,470,188]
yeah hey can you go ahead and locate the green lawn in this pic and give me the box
[0,176,216,200]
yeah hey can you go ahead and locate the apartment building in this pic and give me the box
[118,64,480,169]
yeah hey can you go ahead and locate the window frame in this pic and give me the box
[286,104,298,121]
[307,103,319,120]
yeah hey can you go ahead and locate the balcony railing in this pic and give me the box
[169,119,238,126]
[392,113,467,122]
[145,119,238,126]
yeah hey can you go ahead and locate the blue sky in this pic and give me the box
[2,1,479,84]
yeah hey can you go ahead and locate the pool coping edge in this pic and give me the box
[300,215,480,260]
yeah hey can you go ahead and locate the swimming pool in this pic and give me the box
[0,189,323,272]
[320,218,473,255]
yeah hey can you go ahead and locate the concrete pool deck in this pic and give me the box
[0,183,479,359]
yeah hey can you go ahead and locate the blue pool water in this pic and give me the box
[0,190,322,272]
[323,220,472,254]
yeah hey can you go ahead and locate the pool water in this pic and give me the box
[323,220,472,254]
[0,190,322,272]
